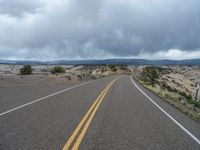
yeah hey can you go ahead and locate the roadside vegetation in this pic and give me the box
[76,65,130,81]
[107,64,117,72]
[65,75,71,80]
[51,66,65,74]
[6,64,131,85]
[140,66,159,86]
[20,65,32,75]
[134,66,200,120]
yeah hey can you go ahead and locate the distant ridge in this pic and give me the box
[0,59,200,65]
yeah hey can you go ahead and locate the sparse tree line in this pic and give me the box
[140,66,174,86]
[20,65,66,75]
[140,66,160,86]
[19,64,130,75]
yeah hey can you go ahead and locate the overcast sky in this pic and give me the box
[0,0,200,60]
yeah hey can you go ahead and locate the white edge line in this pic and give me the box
[0,81,91,117]
[130,75,200,145]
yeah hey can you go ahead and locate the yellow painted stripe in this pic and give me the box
[62,79,115,150]
[72,78,118,150]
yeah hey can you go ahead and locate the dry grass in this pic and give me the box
[139,80,200,120]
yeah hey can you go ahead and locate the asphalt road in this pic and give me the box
[0,75,200,150]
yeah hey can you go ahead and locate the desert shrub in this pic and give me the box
[108,64,115,69]
[111,67,117,72]
[187,94,193,100]
[20,65,32,75]
[51,66,65,74]
[65,75,71,80]
[107,64,117,71]
[119,65,128,70]
[90,75,96,79]
[161,83,176,92]
[187,99,200,108]
[159,68,173,74]
[141,66,160,86]
[108,65,117,72]
[178,91,193,100]
[77,74,82,80]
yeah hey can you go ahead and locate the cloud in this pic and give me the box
[136,49,200,60]
[0,0,43,16]
[0,0,200,60]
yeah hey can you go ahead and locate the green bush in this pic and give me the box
[119,65,128,70]
[65,75,71,80]
[77,74,82,80]
[141,66,160,86]
[90,75,96,79]
[20,65,32,75]
[107,64,115,69]
[111,67,117,72]
[51,66,65,74]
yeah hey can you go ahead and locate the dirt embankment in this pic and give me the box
[132,65,200,120]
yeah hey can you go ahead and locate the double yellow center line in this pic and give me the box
[62,77,119,150]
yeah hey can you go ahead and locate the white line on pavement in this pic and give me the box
[0,81,91,117]
[130,76,200,145]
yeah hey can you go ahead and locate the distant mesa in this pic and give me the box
[0,59,200,66]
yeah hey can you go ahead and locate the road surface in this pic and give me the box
[0,75,200,149]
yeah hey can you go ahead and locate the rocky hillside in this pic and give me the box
[132,65,200,120]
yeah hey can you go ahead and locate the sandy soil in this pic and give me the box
[0,64,130,86]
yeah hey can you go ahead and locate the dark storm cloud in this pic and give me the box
[0,0,200,60]
[0,0,43,16]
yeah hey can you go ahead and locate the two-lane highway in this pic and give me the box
[0,76,200,149]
